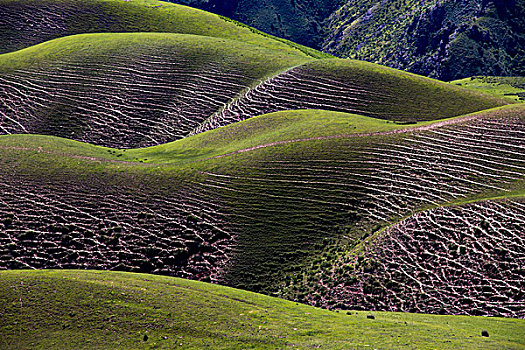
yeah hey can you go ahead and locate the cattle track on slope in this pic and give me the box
[325,199,525,318]
[191,61,504,135]
[0,47,261,148]
[205,108,525,302]
[0,168,234,283]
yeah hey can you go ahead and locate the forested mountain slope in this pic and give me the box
[324,0,525,80]
[170,0,525,81]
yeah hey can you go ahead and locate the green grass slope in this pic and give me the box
[0,33,508,148]
[1,270,524,349]
[0,32,309,72]
[0,32,312,148]
[0,0,327,58]
[451,76,525,103]
[0,110,417,163]
[0,106,512,165]
[1,105,524,314]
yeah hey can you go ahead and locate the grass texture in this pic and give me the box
[1,270,523,350]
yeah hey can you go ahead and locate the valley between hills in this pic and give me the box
[0,0,524,349]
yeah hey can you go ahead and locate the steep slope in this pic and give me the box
[323,0,525,80]
[1,105,523,316]
[0,35,506,147]
[2,270,524,349]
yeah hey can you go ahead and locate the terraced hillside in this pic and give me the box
[2,270,523,349]
[1,105,524,318]
[296,197,525,318]
[0,32,506,147]
[1,0,524,344]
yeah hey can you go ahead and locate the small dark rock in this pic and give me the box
[481,330,489,337]
[143,334,149,341]
[367,314,375,319]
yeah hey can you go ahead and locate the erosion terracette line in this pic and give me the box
[203,109,505,160]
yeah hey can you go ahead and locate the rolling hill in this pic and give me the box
[452,76,525,102]
[1,104,524,317]
[0,0,524,347]
[0,0,326,58]
[2,270,523,349]
[0,31,507,148]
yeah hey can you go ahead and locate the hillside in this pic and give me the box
[0,32,506,148]
[168,0,525,81]
[1,0,524,346]
[1,105,524,316]
[0,0,325,58]
[1,270,524,349]
[0,33,310,148]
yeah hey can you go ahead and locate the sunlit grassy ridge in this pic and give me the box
[0,110,409,162]
[0,0,327,58]
[0,32,310,73]
[1,270,523,350]
[0,33,507,148]
[0,107,508,165]
[451,76,525,103]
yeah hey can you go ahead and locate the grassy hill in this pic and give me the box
[0,31,507,148]
[1,105,523,315]
[451,76,525,103]
[0,0,326,58]
[0,32,311,148]
[1,270,524,349]
[3,0,522,81]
